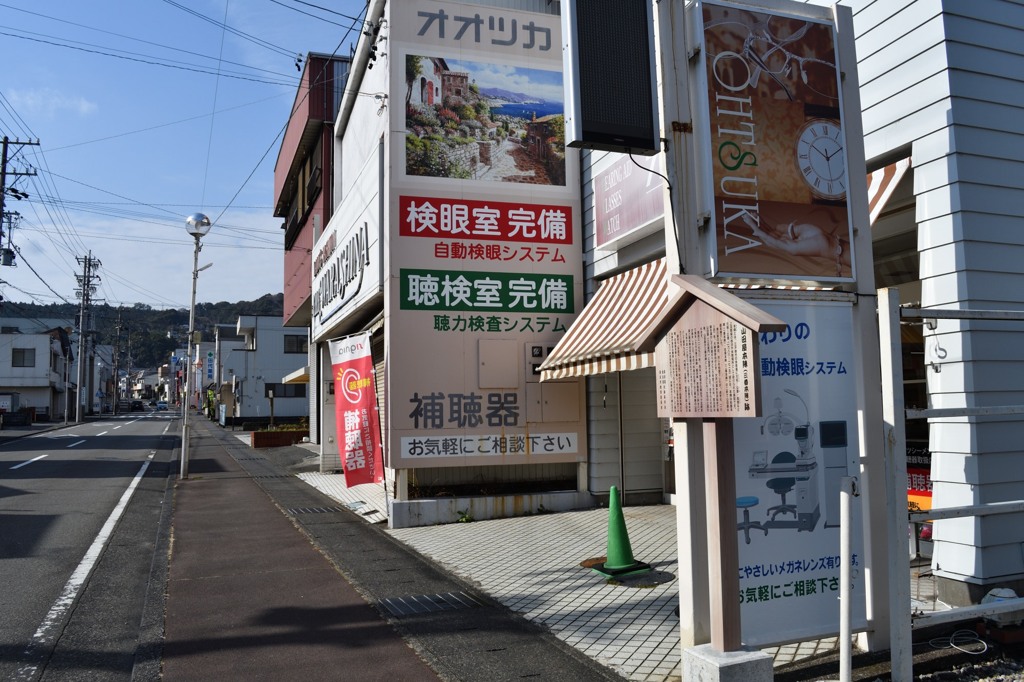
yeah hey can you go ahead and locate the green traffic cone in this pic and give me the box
[592,485,652,578]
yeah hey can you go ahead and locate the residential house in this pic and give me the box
[228,315,311,421]
[0,317,75,421]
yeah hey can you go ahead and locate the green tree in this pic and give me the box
[406,55,423,106]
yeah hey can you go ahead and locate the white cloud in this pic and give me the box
[7,88,97,119]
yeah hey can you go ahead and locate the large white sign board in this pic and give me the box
[735,298,865,646]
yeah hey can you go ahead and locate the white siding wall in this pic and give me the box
[233,317,308,419]
[850,0,1024,584]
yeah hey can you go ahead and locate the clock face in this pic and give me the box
[797,118,846,201]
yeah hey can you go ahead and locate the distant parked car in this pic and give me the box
[156,400,168,411]
[130,400,144,411]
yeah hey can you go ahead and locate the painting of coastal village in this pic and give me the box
[405,55,566,186]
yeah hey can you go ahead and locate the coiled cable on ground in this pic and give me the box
[928,629,989,655]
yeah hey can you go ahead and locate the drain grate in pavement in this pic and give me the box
[286,506,345,514]
[380,591,484,617]
[235,457,265,461]
[252,474,292,479]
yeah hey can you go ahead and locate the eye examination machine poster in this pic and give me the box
[734,299,865,646]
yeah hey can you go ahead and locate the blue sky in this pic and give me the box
[0,0,369,308]
[444,59,564,104]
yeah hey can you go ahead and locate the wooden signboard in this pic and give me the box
[655,300,760,418]
[636,274,784,421]
[630,273,788,652]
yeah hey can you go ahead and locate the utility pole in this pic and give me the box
[125,321,132,397]
[113,310,122,413]
[74,252,102,422]
[1,136,40,268]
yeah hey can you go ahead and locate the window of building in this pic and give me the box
[13,348,35,367]
[284,335,308,354]
[264,383,307,398]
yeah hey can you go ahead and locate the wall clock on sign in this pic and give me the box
[796,118,846,201]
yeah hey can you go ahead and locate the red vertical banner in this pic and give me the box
[329,333,383,486]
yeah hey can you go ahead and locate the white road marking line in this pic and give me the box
[97,431,109,436]
[66,440,87,448]
[15,459,151,680]
[10,454,48,470]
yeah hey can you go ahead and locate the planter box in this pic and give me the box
[250,430,309,448]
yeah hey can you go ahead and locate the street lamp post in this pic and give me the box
[181,212,211,480]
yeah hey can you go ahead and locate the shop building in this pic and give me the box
[308,0,591,528]
[283,0,1024,613]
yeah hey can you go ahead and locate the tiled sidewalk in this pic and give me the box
[297,472,389,524]
[296,472,876,681]
[389,506,682,680]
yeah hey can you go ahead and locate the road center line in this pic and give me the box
[97,431,109,436]
[66,439,87,448]
[15,459,151,680]
[10,454,48,470]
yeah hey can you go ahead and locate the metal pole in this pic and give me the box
[180,234,201,480]
[63,348,70,425]
[878,288,913,681]
[840,475,857,682]
[76,320,85,423]
[0,137,8,224]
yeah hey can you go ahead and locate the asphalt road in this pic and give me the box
[0,412,176,681]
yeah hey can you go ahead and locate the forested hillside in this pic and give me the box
[0,293,284,368]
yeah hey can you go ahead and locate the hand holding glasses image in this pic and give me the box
[741,213,850,276]
[704,11,840,103]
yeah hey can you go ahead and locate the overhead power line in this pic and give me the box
[0,3,303,78]
[271,0,365,23]
[266,0,353,28]
[160,0,298,59]
[0,30,299,86]
[210,1,371,225]
[12,247,73,304]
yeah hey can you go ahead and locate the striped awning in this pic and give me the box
[867,157,911,224]
[539,258,669,381]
